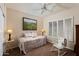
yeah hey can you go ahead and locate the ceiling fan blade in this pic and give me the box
[46,3,56,11]
[33,8,41,10]
[41,10,44,14]
[41,3,46,9]
[56,3,67,8]
[41,3,57,14]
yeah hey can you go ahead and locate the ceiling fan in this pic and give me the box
[40,3,56,14]
[33,3,68,15]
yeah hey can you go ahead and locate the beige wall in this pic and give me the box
[6,8,43,40]
[44,7,79,25]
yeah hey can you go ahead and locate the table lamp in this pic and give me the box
[42,29,46,36]
[7,29,13,41]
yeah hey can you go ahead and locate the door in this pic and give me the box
[52,21,58,44]
[64,17,74,50]
[0,6,4,56]
[58,20,64,39]
[49,22,52,36]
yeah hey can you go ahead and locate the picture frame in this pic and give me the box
[23,17,37,30]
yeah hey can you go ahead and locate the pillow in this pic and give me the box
[24,32,37,37]
[32,32,37,37]
[24,33,32,37]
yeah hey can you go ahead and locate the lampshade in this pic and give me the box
[42,29,46,33]
[7,29,13,33]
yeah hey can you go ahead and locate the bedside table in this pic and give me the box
[4,39,18,50]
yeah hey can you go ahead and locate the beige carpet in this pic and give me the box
[3,42,75,56]
[26,43,58,56]
[4,43,58,56]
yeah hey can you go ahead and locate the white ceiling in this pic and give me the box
[6,3,79,16]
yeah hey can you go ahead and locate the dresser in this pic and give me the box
[74,25,79,56]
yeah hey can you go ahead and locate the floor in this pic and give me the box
[3,43,76,56]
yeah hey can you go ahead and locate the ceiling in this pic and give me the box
[6,3,79,16]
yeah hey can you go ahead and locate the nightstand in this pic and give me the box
[3,39,14,55]
[4,39,18,50]
[3,39,18,55]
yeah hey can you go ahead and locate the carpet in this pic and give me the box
[3,42,75,56]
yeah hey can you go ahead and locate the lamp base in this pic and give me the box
[8,33,11,41]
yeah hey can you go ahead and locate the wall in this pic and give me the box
[43,7,79,50]
[6,7,43,41]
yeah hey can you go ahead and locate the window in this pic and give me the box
[49,22,52,36]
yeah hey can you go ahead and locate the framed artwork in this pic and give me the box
[23,17,37,30]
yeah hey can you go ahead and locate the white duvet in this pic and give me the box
[18,36,46,54]
[19,36,45,43]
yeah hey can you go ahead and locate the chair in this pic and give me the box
[50,37,67,56]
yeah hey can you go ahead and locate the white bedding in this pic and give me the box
[19,36,45,42]
[18,36,47,54]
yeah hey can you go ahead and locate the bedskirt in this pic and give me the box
[18,36,47,54]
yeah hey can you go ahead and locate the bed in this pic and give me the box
[18,31,47,54]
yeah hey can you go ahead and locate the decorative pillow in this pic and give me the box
[24,33,32,37]
[24,31,37,37]
[31,32,37,37]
